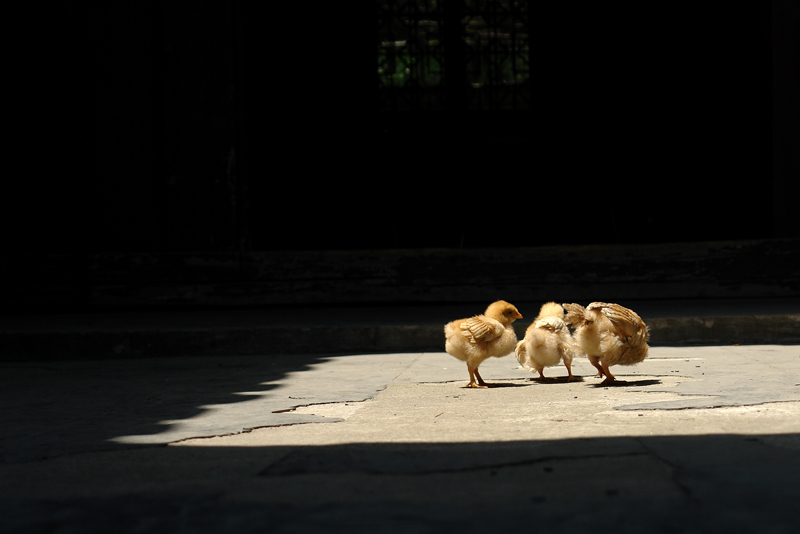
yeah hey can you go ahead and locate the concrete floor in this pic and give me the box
[2,344,799,533]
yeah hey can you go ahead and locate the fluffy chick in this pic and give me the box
[515,302,576,381]
[563,302,649,384]
[444,300,523,388]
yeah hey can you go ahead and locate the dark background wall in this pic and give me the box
[4,1,798,253]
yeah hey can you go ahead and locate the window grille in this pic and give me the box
[378,0,530,112]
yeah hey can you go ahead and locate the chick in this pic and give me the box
[444,300,523,388]
[515,302,576,381]
[563,302,649,384]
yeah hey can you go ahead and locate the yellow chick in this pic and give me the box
[444,300,523,388]
[563,302,650,384]
[515,302,576,381]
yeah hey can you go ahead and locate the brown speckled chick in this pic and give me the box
[563,302,649,384]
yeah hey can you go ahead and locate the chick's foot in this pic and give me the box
[467,367,489,389]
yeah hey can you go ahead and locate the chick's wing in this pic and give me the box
[590,302,641,338]
[460,315,502,344]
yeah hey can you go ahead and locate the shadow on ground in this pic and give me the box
[2,435,798,533]
[0,353,328,462]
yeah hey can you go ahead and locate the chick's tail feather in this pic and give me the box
[534,316,566,332]
[562,303,587,326]
[515,339,526,361]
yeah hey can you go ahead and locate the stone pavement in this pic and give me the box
[1,343,799,533]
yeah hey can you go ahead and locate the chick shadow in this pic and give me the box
[460,381,532,389]
[529,376,586,384]
[589,378,662,388]
[485,381,532,389]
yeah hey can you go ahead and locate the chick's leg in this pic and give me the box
[587,355,605,378]
[466,365,488,389]
[564,360,575,382]
[473,367,489,388]
[599,361,616,384]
